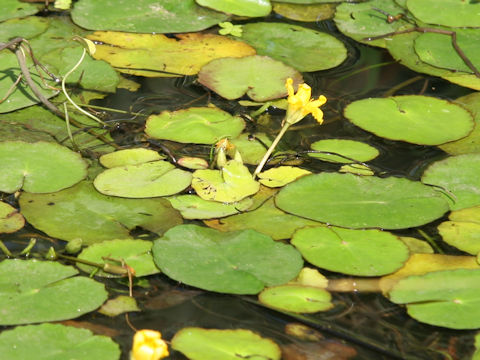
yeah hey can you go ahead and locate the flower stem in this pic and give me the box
[253,121,291,178]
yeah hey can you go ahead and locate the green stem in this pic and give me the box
[253,121,291,178]
[61,48,107,126]
[0,240,13,257]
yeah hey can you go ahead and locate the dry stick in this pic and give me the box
[365,27,480,78]
[3,39,119,150]
[0,73,22,103]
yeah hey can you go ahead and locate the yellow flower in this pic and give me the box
[285,78,327,125]
[131,329,169,360]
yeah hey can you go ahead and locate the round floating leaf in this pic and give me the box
[99,148,164,168]
[1,0,39,22]
[272,3,336,22]
[168,195,253,219]
[72,0,228,33]
[94,160,192,198]
[259,285,332,313]
[339,163,375,176]
[241,22,346,72]
[0,201,24,233]
[406,0,480,27]
[0,17,48,41]
[198,55,303,101]
[421,154,480,210]
[309,139,379,163]
[145,107,245,144]
[440,92,480,155]
[0,323,120,360]
[0,259,108,325]
[388,269,480,329]
[87,31,255,77]
[344,96,474,145]
[274,0,341,3]
[258,166,311,188]
[415,30,480,74]
[152,224,303,294]
[172,328,281,360]
[292,226,409,276]
[275,172,449,229]
[192,160,260,203]
[77,239,159,277]
[99,295,140,317]
[386,30,480,91]
[205,197,321,240]
[196,0,271,17]
[19,181,182,244]
[380,253,480,294]
[438,206,480,255]
[177,157,209,170]
[400,236,434,254]
[334,0,413,48]
[230,133,272,165]
[0,141,87,193]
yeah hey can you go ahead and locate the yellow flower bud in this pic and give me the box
[131,329,169,360]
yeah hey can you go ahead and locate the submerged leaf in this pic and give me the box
[19,181,182,244]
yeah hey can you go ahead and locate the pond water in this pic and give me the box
[1,2,480,360]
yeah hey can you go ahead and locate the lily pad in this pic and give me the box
[0,17,48,41]
[1,0,39,22]
[380,253,480,293]
[0,259,108,325]
[198,55,303,101]
[388,269,480,329]
[414,29,480,75]
[334,0,413,48]
[241,22,347,72]
[205,196,321,240]
[292,226,409,276]
[192,160,260,203]
[145,107,245,144]
[168,195,253,219]
[259,285,333,313]
[0,141,87,193]
[275,172,449,229]
[230,133,272,165]
[421,154,480,210]
[272,3,336,22]
[3,105,115,154]
[77,239,159,278]
[438,206,480,255]
[40,46,120,93]
[19,181,182,244]
[99,148,164,168]
[386,29,480,90]
[0,323,120,360]
[172,328,281,360]
[87,31,255,77]
[94,160,192,198]
[440,92,480,155]
[196,0,272,17]
[344,96,474,145]
[406,0,480,27]
[99,295,140,317]
[258,166,311,188]
[308,139,379,163]
[0,201,24,233]
[72,0,229,33]
[152,224,303,294]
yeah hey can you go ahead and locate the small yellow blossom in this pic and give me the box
[131,329,169,360]
[285,78,327,125]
